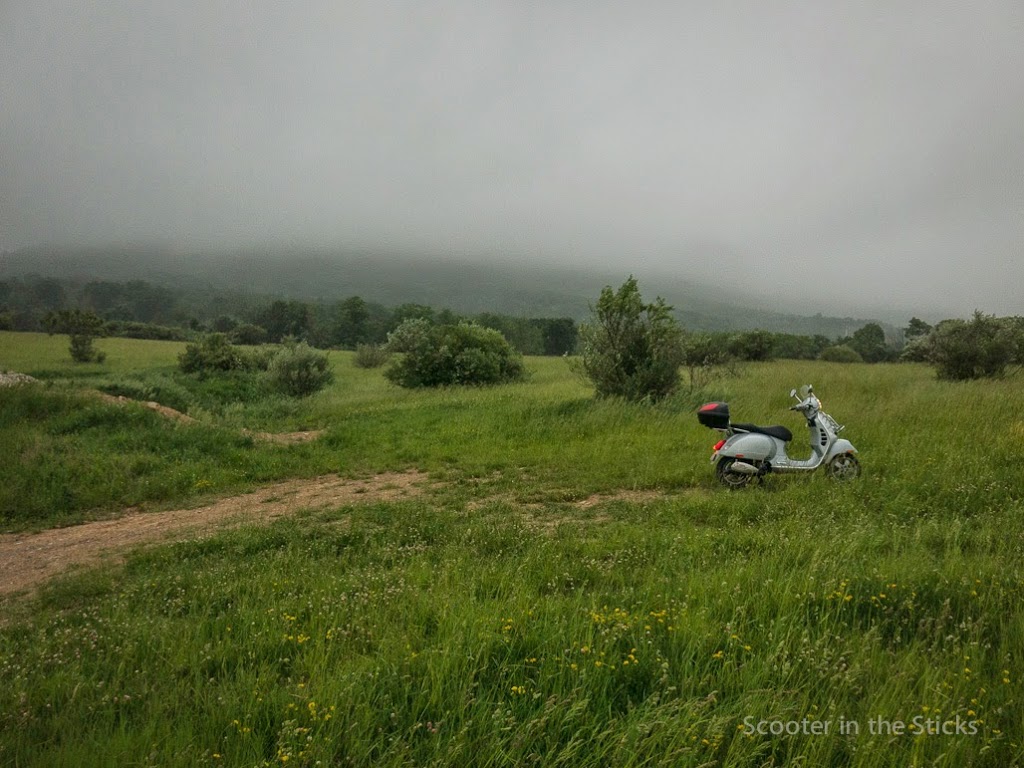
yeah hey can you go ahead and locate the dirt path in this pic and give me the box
[0,470,429,598]
[94,392,325,444]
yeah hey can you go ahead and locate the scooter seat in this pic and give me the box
[731,423,793,442]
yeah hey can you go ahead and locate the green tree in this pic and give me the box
[848,322,890,362]
[904,317,933,340]
[42,309,106,363]
[680,331,732,392]
[334,296,370,348]
[255,300,312,343]
[727,330,774,361]
[212,315,238,333]
[230,323,268,345]
[531,317,578,356]
[389,303,436,331]
[929,311,1015,380]
[575,277,684,402]
[31,278,67,311]
[476,313,544,355]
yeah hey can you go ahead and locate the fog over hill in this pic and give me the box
[1,245,892,337]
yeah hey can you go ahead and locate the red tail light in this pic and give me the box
[712,439,726,452]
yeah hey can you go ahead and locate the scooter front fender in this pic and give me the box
[825,439,857,462]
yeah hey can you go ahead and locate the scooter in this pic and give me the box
[697,385,860,488]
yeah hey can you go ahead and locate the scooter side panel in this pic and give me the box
[721,433,778,462]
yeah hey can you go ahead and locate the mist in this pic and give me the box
[2,1,1023,318]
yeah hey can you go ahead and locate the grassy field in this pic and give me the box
[1,331,1023,766]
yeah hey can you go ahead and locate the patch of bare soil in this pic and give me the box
[466,487,709,532]
[93,390,324,443]
[0,470,430,598]
[0,372,39,386]
[95,392,197,423]
[467,487,688,512]
[572,489,672,509]
[241,428,326,444]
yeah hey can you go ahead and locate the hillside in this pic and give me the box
[1,245,877,336]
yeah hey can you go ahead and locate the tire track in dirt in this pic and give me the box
[0,470,430,598]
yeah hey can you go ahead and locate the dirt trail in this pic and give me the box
[0,470,429,598]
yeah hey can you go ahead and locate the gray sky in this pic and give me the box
[2,1,1023,317]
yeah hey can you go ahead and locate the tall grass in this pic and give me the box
[2,495,1022,766]
[1,332,1023,765]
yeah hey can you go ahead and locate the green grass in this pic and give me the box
[1,331,1023,766]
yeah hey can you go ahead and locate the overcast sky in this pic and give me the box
[2,1,1022,317]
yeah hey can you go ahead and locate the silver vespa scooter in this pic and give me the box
[697,385,860,488]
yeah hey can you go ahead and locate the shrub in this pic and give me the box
[69,334,107,364]
[178,334,243,374]
[575,277,683,402]
[266,341,334,397]
[929,312,1015,380]
[384,321,525,388]
[819,345,864,363]
[353,343,391,369]
[899,336,934,363]
[241,346,277,372]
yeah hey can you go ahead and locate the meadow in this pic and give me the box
[1,330,1023,766]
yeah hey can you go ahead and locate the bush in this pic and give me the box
[242,346,277,372]
[384,321,525,388]
[899,336,934,363]
[266,341,334,397]
[353,343,391,369]
[178,334,243,374]
[70,334,107,364]
[929,312,1015,380]
[819,345,864,363]
[575,277,683,402]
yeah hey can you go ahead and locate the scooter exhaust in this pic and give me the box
[728,461,761,475]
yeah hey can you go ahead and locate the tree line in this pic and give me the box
[7,275,1019,380]
[0,275,578,356]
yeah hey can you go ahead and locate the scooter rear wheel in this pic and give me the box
[716,457,754,489]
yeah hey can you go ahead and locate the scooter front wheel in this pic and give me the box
[826,452,861,480]
[716,457,754,489]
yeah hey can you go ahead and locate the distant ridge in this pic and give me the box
[1,245,877,337]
